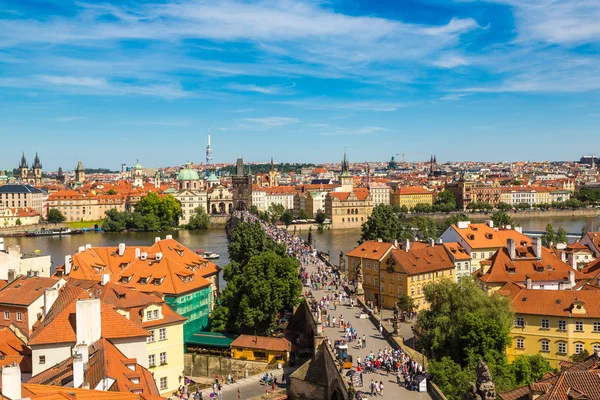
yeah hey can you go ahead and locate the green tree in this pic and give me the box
[47,208,66,223]
[106,189,117,195]
[541,224,555,247]
[360,204,403,242]
[491,211,513,227]
[187,206,210,230]
[298,210,309,220]
[556,227,568,244]
[435,190,457,211]
[442,213,470,232]
[226,221,285,271]
[497,202,511,212]
[135,192,182,229]
[570,349,590,363]
[267,203,285,224]
[397,295,415,318]
[307,226,313,247]
[315,211,327,225]
[281,210,294,227]
[211,251,302,335]
[15,218,21,226]
[510,355,553,387]
[142,213,161,231]
[249,205,259,215]
[429,357,472,400]
[411,216,440,240]
[415,279,513,366]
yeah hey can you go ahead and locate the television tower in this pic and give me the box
[206,128,213,164]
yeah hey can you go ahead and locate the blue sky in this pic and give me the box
[1,0,600,170]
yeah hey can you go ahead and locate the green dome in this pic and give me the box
[207,172,220,182]
[177,168,200,181]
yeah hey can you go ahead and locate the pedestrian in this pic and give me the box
[370,380,375,396]
[237,388,241,399]
[379,324,383,336]
[380,380,384,396]
[363,335,366,349]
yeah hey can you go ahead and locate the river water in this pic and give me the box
[4,215,599,282]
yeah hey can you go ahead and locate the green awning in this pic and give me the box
[186,331,238,348]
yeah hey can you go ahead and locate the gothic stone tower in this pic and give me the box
[232,157,252,212]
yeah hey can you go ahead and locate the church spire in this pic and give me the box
[342,149,349,174]
[270,157,274,172]
[33,152,42,169]
[20,152,27,168]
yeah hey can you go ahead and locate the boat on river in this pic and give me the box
[195,249,220,259]
[25,228,83,237]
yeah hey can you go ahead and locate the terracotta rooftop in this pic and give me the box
[28,338,161,398]
[29,286,149,346]
[230,334,291,352]
[393,186,431,195]
[346,241,396,261]
[449,223,531,250]
[0,276,59,307]
[391,242,455,275]
[442,242,471,261]
[54,238,219,296]
[0,327,32,373]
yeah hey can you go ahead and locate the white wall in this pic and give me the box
[32,343,73,376]
[111,337,148,368]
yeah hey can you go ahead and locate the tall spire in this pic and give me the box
[342,149,349,174]
[270,157,274,172]
[206,128,213,164]
[20,152,27,168]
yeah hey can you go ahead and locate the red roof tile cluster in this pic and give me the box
[230,334,291,352]
[391,242,456,275]
[346,241,395,260]
[54,238,220,296]
[0,276,58,307]
[0,327,32,373]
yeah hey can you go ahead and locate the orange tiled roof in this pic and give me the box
[28,338,161,398]
[391,242,455,275]
[393,186,431,195]
[0,276,58,307]
[29,286,149,346]
[451,223,531,250]
[230,334,291,352]
[442,242,471,261]
[477,246,587,285]
[0,327,32,373]
[346,241,395,260]
[54,238,219,296]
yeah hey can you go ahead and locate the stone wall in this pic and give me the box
[208,215,229,228]
[428,381,449,400]
[424,208,599,221]
[184,354,278,379]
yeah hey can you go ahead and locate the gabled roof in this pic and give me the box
[450,223,531,250]
[391,242,455,275]
[477,246,587,285]
[0,276,59,307]
[442,242,471,261]
[393,186,431,195]
[22,383,166,399]
[54,238,220,296]
[29,286,149,346]
[28,338,161,397]
[346,241,395,261]
[230,334,291,352]
[0,327,32,373]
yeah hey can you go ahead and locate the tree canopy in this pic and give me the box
[267,203,285,224]
[47,208,66,223]
[491,211,513,227]
[102,193,182,232]
[541,224,555,247]
[360,204,407,242]
[211,222,301,335]
[187,206,210,230]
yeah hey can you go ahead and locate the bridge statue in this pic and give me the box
[392,303,400,335]
[462,359,496,400]
[339,251,346,279]
[355,260,364,296]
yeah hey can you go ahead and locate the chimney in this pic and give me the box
[135,248,141,259]
[73,352,85,388]
[44,287,59,316]
[76,298,101,346]
[118,243,126,257]
[391,239,398,248]
[532,237,542,259]
[166,234,173,240]
[140,252,148,261]
[556,242,567,250]
[0,237,4,252]
[154,237,160,243]
[485,220,494,228]
[100,274,110,286]
[377,238,383,243]
[505,225,512,230]
[74,343,89,363]
[569,270,575,288]
[515,226,523,233]
[526,276,532,289]
[155,252,163,261]
[85,244,91,250]
[64,255,73,275]
[78,246,85,253]
[428,238,435,247]
[567,253,577,270]
[435,238,443,244]
[457,221,470,229]
[561,251,567,263]
[1,363,21,400]
[403,239,411,253]
[507,238,516,260]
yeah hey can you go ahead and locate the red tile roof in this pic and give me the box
[346,241,395,260]
[391,242,456,275]
[0,327,32,373]
[0,276,59,307]
[230,334,291,352]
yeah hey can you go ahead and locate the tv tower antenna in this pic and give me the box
[206,128,213,164]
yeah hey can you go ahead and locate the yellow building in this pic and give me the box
[325,188,373,229]
[346,240,459,310]
[502,282,600,368]
[390,187,433,210]
[230,335,291,365]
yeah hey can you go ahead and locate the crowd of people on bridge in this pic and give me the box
[235,211,426,397]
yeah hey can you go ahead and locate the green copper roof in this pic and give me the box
[134,159,142,169]
[177,168,200,181]
[207,172,220,182]
[186,331,237,347]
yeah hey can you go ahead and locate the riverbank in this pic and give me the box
[425,207,600,221]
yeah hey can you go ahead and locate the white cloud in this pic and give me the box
[35,75,106,87]
[244,117,300,127]
[433,54,469,69]
[440,93,466,101]
[320,126,386,136]
[52,116,85,122]
[227,83,292,95]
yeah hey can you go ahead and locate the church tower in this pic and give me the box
[132,160,143,188]
[340,150,353,192]
[19,153,28,181]
[75,161,86,183]
[154,169,162,189]
[232,157,252,212]
[268,157,278,187]
[32,153,42,181]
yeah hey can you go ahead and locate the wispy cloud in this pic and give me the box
[440,93,466,101]
[52,116,85,122]
[244,117,300,128]
[433,54,469,69]
[36,75,106,87]
[276,98,406,112]
[227,83,293,95]
[320,126,386,136]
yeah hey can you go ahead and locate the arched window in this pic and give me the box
[417,284,421,295]
[347,208,350,214]
[342,218,345,222]
[410,285,415,296]
[355,208,358,215]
